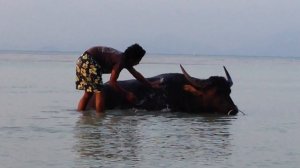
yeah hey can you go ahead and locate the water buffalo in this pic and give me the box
[89,65,239,115]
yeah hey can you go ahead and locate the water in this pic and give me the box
[0,52,300,168]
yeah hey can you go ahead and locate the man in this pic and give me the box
[76,43,159,113]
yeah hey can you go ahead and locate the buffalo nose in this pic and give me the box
[227,107,238,115]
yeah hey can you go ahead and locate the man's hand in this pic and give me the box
[150,80,162,89]
[126,92,137,103]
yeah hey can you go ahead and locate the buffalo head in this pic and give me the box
[180,65,238,115]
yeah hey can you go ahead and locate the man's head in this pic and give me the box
[124,44,146,66]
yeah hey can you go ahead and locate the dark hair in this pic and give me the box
[124,43,146,61]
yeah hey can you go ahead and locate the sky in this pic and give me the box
[0,0,299,57]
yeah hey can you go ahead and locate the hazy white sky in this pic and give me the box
[0,0,299,56]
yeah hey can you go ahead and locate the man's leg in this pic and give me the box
[95,91,105,113]
[77,91,93,111]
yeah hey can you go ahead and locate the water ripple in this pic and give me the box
[73,112,235,167]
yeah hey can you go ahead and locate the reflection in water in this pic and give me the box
[74,111,140,167]
[73,111,236,167]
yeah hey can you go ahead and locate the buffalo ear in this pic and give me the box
[183,85,203,96]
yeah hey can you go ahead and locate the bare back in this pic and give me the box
[85,46,124,73]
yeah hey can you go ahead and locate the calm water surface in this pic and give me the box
[0,52,299,168]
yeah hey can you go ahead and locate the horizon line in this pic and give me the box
[0,49,299,59]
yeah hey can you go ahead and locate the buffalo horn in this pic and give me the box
[180,64,201,88]
[223,66,233,87]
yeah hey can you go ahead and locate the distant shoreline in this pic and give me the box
[0,49,299,60]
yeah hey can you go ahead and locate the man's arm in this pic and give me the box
[109,64,128,96]
[127,67,152,88]
[110,65,137,103]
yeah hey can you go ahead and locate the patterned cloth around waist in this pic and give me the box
[75,53,103,92]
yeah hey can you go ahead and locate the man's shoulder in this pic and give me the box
[105,47,122,55]
[91,46,122,55]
